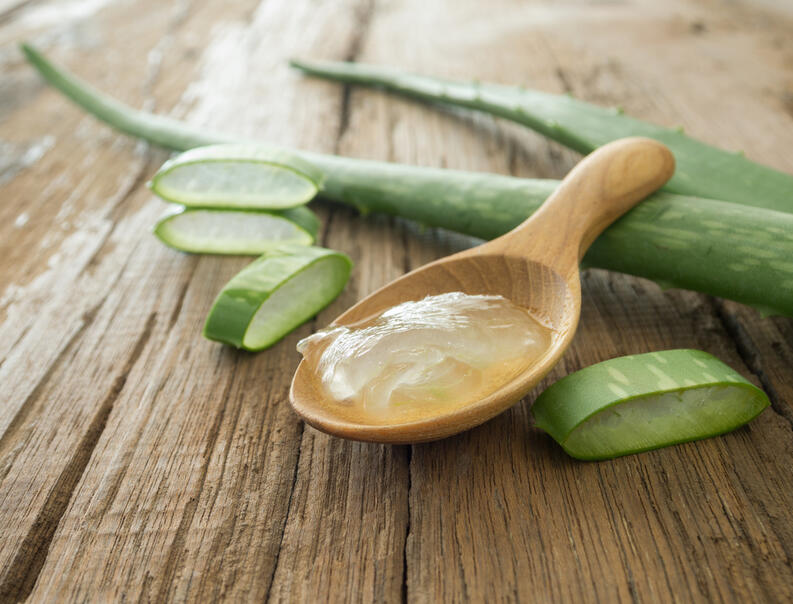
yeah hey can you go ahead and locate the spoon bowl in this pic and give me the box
[291,137,675,443]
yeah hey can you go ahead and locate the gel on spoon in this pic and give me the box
[297,292,553,424]
[290,137,676,443]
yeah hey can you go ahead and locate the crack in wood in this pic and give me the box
[0,296,106,482]
[78,1,193,279]
[198,375,249,600]
[593,468,643,602]
[712,299,793,430]
[74,148,161,283]
[0,323,31,371]
[0,311,157,603]
[263,188,336,599]
[334,0,376,153]
[152,355,238,603]
[318,206,336,248]
[330,5,417,598]
[400,445,412,604]
[262,421,304,603]
[140,0,195,104]
[260,194,340,597]
[263,4,393,594]
[553,66,574,96]
[105,156,154,224]
[168,257,200,330]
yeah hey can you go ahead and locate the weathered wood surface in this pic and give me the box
[0,0,791,601]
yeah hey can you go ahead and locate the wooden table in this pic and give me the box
[2,0,792,601]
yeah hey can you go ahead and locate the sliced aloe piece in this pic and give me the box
[150,144,323,209]
[153,206,320,255]
[204,246,352,351]
[532,349,769,461]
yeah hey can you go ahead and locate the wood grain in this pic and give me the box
[0,0,791,602]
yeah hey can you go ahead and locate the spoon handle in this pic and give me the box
[494,137,675,265]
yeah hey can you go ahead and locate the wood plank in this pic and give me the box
[0,0,790,601]
[0,0,258,599]
[0,1,181,597]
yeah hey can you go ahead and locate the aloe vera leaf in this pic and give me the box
[204,246,352,351]
[290,59,793,214]
[531,349,769,461]
[22,44,793,316]
[150,144,324,209]
[153,205,319,255]
[161,147,793,318]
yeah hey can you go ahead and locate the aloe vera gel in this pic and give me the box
[297,292,554,422]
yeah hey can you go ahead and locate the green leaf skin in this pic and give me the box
[290,59,793,214]
[153,205,319,255]
[150,144,324,209]
[203,246,352,351]
[279,205,320,239]
[531,350,769,461]
[21,43,793,316]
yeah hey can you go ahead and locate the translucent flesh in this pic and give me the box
[156,161,317,208]
[297,293,553,422]
[243,258,349,349]
[564,386,767,458]
[160,210,311,253]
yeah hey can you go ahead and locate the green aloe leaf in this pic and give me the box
[290,58,793,214]
[21,43,793,317]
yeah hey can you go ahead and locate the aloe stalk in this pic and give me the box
[21,43,793,316]
[290,59,793,215]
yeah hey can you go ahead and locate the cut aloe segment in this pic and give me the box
[153,206,319,255]
[150,144,323,209]
[532,349,769,461]
[204,246,352,351]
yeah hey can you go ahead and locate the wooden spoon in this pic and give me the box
[290,137,675,443]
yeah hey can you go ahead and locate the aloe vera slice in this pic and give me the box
[204,246,352,351]
[532,350,769,461]
[290,59,793,214]
[150,144,323,209]
[153,206,319,255]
